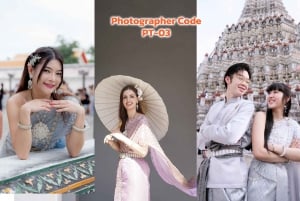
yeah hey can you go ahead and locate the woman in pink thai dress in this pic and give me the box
[96,75,196,201]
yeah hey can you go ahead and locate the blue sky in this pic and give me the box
[197,0,300,66]
[0,0,94,60]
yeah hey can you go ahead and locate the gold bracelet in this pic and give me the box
[72,124,88,133]
[17,122,32,130]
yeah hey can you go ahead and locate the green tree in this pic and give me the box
[55,35,79,64]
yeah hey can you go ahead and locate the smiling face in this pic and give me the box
[267,89,285,110]
[225,70,250,98]
[266,83,292,115]
[122,89,138,112]
[29,59,62,98]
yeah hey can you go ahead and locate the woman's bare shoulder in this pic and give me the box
[7,91,28,107]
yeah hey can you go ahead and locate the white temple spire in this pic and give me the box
[238,0,293,22]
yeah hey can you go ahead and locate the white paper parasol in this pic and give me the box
[94,75,169,140]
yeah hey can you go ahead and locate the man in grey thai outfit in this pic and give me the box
[197,63,254,201]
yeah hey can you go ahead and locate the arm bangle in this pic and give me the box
[280,146,287,157]
[17,122,32,130]
[72,124,88,133]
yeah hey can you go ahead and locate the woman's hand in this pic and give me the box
[104,134,115,144]
[290,138,300,148]
[104,134,120,152]
[21,99,52,113]
[49,99,84,114]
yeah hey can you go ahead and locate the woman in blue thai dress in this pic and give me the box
[247,83,300,201]
[5,47,87,159]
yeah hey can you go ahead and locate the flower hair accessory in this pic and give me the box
[28,54,41,66]
[135,85,143,101]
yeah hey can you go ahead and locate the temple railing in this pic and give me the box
[0,139,94,194]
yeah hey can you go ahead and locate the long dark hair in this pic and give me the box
[263,83,291,150]
[18,47,64,100]
[119,84,144,132]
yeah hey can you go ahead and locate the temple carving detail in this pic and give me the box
[197,0,300,128]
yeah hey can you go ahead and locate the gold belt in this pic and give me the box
[119,152,142,159]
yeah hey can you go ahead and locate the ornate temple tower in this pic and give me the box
[197,0,300,128]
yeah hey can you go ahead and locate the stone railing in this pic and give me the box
[0,139,94,194]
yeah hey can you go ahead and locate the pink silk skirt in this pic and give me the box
[114,157,150,201]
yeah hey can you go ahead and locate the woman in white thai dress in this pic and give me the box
[247,83,300,201]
